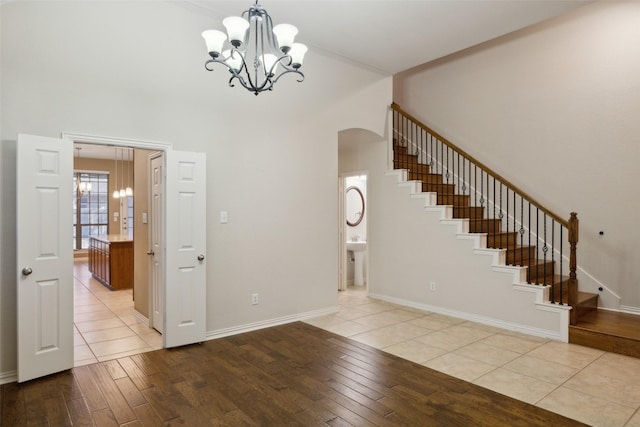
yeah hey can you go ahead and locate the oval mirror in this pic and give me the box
[346,186,365,227]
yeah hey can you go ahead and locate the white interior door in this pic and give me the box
[149,153,164,333]
[164,150,206,347]
[17,134,73,382]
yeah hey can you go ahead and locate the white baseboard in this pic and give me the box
[205,306,339,341]
[601,306,640,316]
[133,309,150,327]
[0,370,17,385]
[368,292,565,341]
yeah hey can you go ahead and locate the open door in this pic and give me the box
[164,150,206,347]
[17,134,73,382]
[149,153,164,333]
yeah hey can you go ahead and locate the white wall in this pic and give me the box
[0,1,391,377]
[394,1,640,312]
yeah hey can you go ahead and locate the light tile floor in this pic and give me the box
[73,259,162,366]
[304,286,640,427]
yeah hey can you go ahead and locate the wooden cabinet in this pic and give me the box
[88,235,133,290]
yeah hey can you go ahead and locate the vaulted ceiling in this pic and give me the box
[73,0,593,159]
[186,0,592,75]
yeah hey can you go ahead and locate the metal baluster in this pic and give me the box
[552,221,556,303]
[559,227,564,305]
[445,143,449,187]
[529,207,540,285]
[430,133,434,177]
[512,191,516,265]
[419,126,423,181]
[462,155,466,196]
[543,213,548,285]
[498,180,502,249]
[520,195,524,272]
[474,165,478,207]
[480,167,484,209]
[528,202,532,275]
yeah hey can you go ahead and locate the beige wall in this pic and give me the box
[132,149,155,318]
[394,1,640,312]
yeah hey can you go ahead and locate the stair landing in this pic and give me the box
[570,310,640,358]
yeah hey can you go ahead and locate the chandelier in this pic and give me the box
[201,1,307,95]
[113,147,133,199]
[74,147,91,196]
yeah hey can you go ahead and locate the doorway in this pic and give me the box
[17,133,207,381]
[340,173,368,292]
[71,141,162,366]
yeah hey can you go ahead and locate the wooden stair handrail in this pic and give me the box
[391,102,568,228]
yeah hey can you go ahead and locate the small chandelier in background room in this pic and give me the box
[201,1,307,95]
[74,147,91,196]
[112,147,120,199]
[114,148,133,199]
[125,148,133,197]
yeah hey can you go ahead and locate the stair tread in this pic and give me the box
[578,291,598,304]
[571,310,640,341]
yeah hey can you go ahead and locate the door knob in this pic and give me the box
[197,254,205,261]
[147,250,155,256]
[22,267,33,276]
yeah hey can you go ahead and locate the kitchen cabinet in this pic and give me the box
[88,235,133,290]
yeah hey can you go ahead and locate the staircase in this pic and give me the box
[393,144,592,310]
[389,103,640,354]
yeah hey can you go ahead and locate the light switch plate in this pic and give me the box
[220,211,228,224]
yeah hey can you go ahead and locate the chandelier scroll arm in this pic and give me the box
[270,68,304,86]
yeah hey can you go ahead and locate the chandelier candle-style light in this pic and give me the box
[202,1,307,95]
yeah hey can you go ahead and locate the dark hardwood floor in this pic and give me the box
[1,322,586,426]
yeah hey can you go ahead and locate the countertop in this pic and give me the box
[90,234,133,243]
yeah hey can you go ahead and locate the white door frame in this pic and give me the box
[62,133,172,331]
[338,176,347,291]
[148,151,164,333]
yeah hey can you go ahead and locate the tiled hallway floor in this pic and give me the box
[304,286,640,427]
[73,259,162,366]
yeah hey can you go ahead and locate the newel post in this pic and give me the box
[568,212,579,325]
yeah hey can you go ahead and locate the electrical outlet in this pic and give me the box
[430,281,436,291]
[251,293,259,305]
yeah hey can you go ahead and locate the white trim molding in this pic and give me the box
[205,306,339,341]
[0,370,17,385]
[369,292,567,341]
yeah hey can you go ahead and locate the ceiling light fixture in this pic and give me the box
[74,147,92,196]
[113,147,120,199]
[125,148,133,197]
[201,1,307,95]
[119,148,126,198]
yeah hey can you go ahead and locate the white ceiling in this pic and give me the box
[187,0,592,75]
